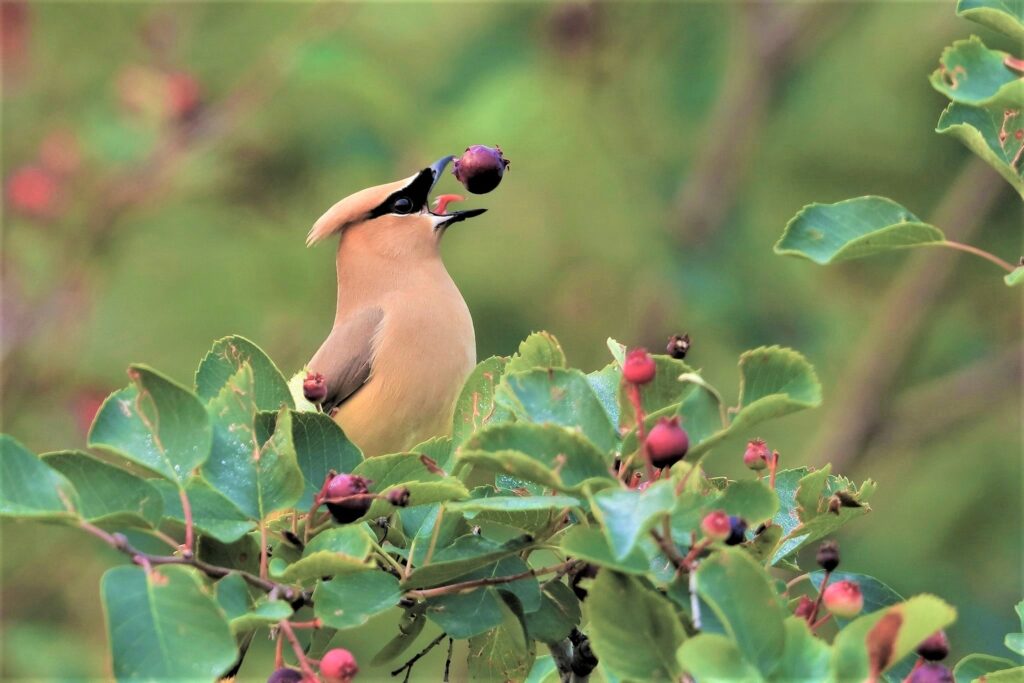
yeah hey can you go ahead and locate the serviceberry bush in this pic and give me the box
[2,2,1022,682]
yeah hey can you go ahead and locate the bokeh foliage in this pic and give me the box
[2,1,1021,680]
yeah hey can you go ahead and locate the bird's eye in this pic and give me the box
[392,196,413,214]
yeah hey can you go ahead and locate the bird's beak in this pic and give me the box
[424,156,487,229]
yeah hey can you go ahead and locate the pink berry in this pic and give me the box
[452,145,509,194]
[916,630,949,661]
[743,439,769,470]
[645,417,689,468]
[7,165,58,217]
[324,474,372,524]
[320,647,358,683]
[793,595,815,621]
[700,510,731,541]
[166,71,202,120]
[303,372,327,404]
[906,663,953,683]
[623,348,656,385]
[822,579,863,618]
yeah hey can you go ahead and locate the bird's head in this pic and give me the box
[306,156,486,259]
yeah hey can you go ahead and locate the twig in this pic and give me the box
[390,632,446,681]
[177,486,194,554]
[807,569,832,624]
[443,637,454,682]
[405,560,576,600]
[549,638,574,683]
[650,529,687,571]
[278,619,318,681]
[938,240,1016,272]
[422,506,446,568]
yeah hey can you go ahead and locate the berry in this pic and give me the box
[906,663,954,683]
[916,631,950,661]
[623,347,656,384]
[320,648,359,683]
[385,486,411,507]
[570,563,599,601]
[266,667,303,683]
[7,165,58,217]
[822,579,863,618]
[743,439,769,471]
[700,510,731,542]
[725,516,748,545]
[666,334,690,360]
[452,145,509,194]
[303,372,327,404]
[166,71,202,121]
[645,417,689,468]
[816,540,840,572]
[793,595,815,621]
[324,474,372,524]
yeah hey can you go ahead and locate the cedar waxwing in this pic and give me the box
[305,156,486,456]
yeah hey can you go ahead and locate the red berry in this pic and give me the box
[623,347,656,385]
[793,595,815,621]
[320,648,358,683]
[916,630,949,661]
[645,417,689,468]
[701,510,731,541]
[822,579,863,618]
[324,474,372,524]
[743,439,769,470]
[165,71,201,121]
[303,372,327,404]
[7,165,58,217]
[906,663,953,683]
[452,144,509,194]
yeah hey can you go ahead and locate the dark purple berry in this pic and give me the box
[666,334,690,359]
[570,563,599,601]
[725,516,747,545]
[266,667,303,683]
[324,474,372,524]
[916,631,950,661]
[645,417,689,469]
[816,540,840,572]
[452,145,509,194]
[385,486,411,507]
[906,663,953,683]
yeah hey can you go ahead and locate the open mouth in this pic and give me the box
[423,155,487,227]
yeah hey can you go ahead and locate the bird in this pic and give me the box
[304,156,486,457]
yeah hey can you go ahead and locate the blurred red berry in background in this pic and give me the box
[7,165,59,218]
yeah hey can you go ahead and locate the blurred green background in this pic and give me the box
[2,1,1021,680]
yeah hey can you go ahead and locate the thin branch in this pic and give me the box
[278,619,318,681]
[390,632,447,681]
[405,560,577,600]
[809,159,1009,470]
[937,240,1016,272]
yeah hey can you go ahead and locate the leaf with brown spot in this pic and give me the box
[867,609,903,680]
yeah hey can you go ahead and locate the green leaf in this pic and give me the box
[559,526,650,574]
[1005,266,1024,286]
[676,634,765,682]
[954,654,1022,683]
[314,570,402,629]
[151,478,254,543]
[276,524,375,582]
[424,556,540,639]
[831,595,958,681]
[1007,600,1024,655]
[505,332,566,373]
[451,356,513,448]
[411,436,454,473]
[937,102,1024,198]
[467,593,536,682]
[291,411,362,509]
[524,581,581,643]
[457,423,615,494]
[101,565,237,681]
[930,37,1023,107]
[215,573,291,633]
[591,480,676,560]
[399,503,469,565]
[676,373,727,448]
[370,606,426,665]
[695,548,787,677]
[498,368,618,456]
[958,0,1024,42]
[730,346,823,432]
[403,533,534,589]
[42,451,162,528]
[0,436,78,520]
[715,480,779,526]
[584,571,685,681]
[448,492,581,515]
[195,335,293,411]
[774,616,832,683]
[587,361,623,427]
[618,356,695,429]
[774,196,945,265]
[202,367,304,520]
[352,452,468,520]
[89,365,212,484]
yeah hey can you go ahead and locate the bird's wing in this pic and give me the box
[309,306,385,412]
